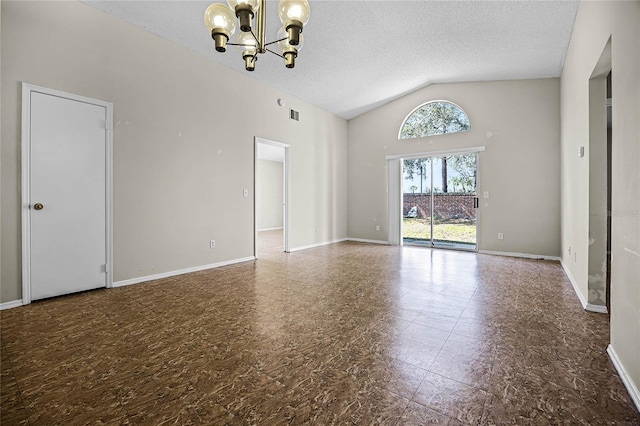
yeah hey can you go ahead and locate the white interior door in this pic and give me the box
[23,85,112,301]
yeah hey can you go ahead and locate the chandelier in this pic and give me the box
[204,0,310,71]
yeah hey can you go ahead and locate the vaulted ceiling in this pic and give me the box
[85,1,579,120]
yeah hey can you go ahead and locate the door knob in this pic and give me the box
[33,203,44,210]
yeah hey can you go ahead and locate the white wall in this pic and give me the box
[560,0,640,407]
[0,0,348,301]
[256,159,283,230]
[348,79,561,258]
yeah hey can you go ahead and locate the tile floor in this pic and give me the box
[1,230,639,425]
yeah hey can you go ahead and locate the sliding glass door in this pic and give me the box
[402,153,478,250]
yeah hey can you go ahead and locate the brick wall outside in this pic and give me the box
[403,193,476,220]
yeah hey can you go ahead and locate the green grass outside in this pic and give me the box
[403,218,476,244]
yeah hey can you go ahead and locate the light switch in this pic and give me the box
[484,191,489,198]
[578,146,585,158]
[243,189,249,197]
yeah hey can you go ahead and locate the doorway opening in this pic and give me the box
[254,138,290,258]
[605,70,612,314]
[402,152,479,251]
[587,38,611,314]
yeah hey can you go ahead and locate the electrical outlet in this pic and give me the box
[376,225,380,231]
[210,240,216,249]
[498,233,504,240]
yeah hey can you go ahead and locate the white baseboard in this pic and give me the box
[289,238,348,252]
[347,238,389,245]
[560,260,608,313]
[258,227,283,232]
[0,300,24,310]
[607,344,640,412]
[561,259,588,309]
[479,250,561,261]
[113,256,256,287]
[585,303,608,313]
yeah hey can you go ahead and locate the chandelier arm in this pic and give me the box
[264,37,288,48]
[249,29,260,47]
[265,48,286,59]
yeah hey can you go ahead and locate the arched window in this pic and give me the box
[399,100,470,140]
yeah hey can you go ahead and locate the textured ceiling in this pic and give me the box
[84,0,579,120]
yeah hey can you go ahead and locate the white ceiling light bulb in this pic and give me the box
[236,32,258,71]
[278,0,310,46]
[277,25,303,68]
[227,0,260,32]
[204,3,237,52]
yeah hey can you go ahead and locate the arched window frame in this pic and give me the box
[398,100,471,140]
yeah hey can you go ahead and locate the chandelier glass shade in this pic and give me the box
[204,0,310,71]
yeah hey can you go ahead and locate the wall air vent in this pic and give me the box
[290,109,299,121]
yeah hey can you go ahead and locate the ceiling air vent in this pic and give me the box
[290,109,299,121]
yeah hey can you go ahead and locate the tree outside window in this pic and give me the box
[399,101,470,140]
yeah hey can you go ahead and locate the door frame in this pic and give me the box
[21,83,114,304]
[254,137,291,256]
[386,146,485,250]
